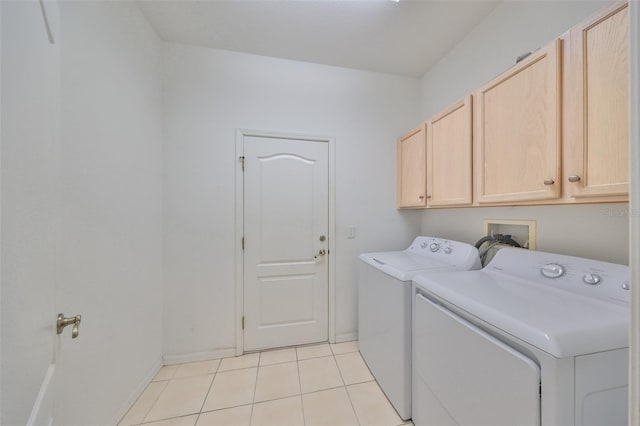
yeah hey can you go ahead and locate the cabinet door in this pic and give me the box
[427,96,473,207]
[566,1,629,198]
[397,124,427,208]
[475,39,562,204]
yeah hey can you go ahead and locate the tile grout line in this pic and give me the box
[294,346,307,426]
[247,352,262,425]
[234,382,349,405]
[134,364,179,423]
[118,379,163,426]
[334,352,363,426]
[139,413,199,426]
[258,347,297,368]
[133,344,360,425]
[192,369,314,415]
[137,379,170,425]
[295,342,334,362]
[343,385,363,426]
[193,361,219,425]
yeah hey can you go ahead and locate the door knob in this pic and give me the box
[57,313,81,339]
[314,249,326,261]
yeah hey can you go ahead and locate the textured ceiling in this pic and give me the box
[137,0,500,78]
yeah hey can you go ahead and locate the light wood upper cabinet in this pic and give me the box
[426,95,473,207]
[395,1,628,209]
[474,39,562,204]
[397,124,427,208]
[565,1,629,198]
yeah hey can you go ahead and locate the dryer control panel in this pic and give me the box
[487,248,630,304]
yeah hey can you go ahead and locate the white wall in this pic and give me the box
[55,2,164,424]
[420,204,628,264]
[162,44,421,359]
[1,2,60,423]
[418,0,629,265]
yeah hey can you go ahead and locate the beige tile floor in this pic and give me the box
[119,341,413,426]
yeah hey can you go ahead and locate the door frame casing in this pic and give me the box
[234,129,336,355]
[629,1,639,423]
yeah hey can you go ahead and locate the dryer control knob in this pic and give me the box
[444,247,453,254]
[430,242,440,252]
[583,273,601,285]
[420,242,428,249]
[541,263,564,278]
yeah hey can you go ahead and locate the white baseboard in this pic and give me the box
[27,363,56,426]
[163,348,237,365]
[334,332,358,343]
[110,356,163,426]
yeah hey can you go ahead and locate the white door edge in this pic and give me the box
[629,1,640,424]
[26,363,56,426]
[234,129,336,356]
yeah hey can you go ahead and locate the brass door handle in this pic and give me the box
[314,249,326,261]
[57,313,81,339]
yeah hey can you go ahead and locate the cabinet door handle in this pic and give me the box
[543,179,555,185]
[426,195,432,199]
[568,175,581,183]
[418,195,425,200]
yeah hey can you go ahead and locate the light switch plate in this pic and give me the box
[347,226,356,239]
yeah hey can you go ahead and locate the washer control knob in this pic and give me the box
[444,247,453,254]
[430,242,440,252]
[420,242,428,249]
[582,273,601,285]
[541,263,564,278]
[622,282,630,290]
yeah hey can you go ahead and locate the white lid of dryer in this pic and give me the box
[413,248,630,358]
[358,236,481,281]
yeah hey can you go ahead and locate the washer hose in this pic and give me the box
[474,234,521,249]
[475,234,523,266]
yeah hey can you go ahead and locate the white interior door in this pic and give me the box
[1,1,61,424]
[242,135,329,351]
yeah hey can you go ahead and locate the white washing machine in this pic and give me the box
[412,248,630,426]
[358,236,481,420]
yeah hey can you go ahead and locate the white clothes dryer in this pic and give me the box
[358,236,481,420]
[412,248,630,426]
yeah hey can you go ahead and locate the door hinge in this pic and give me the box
[239,156,245,172]
[242,237,245,250]
[242,316,245,330]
